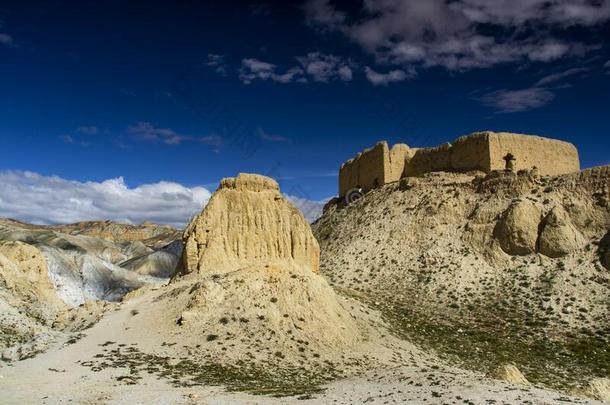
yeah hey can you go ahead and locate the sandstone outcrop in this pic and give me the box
[0,241,67,320]
[538,206,585,258]
[494,200,541,256]
[180,173,319,276]
[124,173,365,372]
[489,364,530,386]
[0,241,67,360]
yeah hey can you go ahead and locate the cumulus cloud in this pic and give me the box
[0,171,329,227]
[127,122,222,148]
[480,87,555,113]
[304,0,610,71]
[296,52,353,82]
[239,58,306,84]
[0,171,211,228]
[365,66,413,85]
[205,53,228,75]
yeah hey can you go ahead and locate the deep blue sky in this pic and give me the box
[1,0,609,202]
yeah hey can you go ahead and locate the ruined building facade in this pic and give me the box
[339,131,580,196]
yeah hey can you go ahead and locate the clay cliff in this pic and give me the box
[180,173,319,275]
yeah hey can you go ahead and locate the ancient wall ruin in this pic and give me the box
[487,132,580,175]
[338,132,580,196]
[406,143,452,175]
[450,132,492,172]
[338,141,412,196]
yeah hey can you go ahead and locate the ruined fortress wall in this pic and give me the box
[339,142,389,196]
[388,144,412,182]
[405,143,452,175]
[338,132,580,196]
[450,132,492,172]
[487,133,580,175]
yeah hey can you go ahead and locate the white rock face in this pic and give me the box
[0,220,180,307]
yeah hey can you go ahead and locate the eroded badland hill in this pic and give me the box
[314,165,610,397]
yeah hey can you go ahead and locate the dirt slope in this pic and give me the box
[313,166,610,392]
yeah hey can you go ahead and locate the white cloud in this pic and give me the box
[257,128,289,143]
[127,122,221,147]
[0,171,329,227]
[296,52,353,82]
[0,33,13,45]
[0,171,211,228]
[535,67,589,87]
[239,54,353,84]
[605,60,610,68]
[304,0,610,71]
[365,66,413,85]
[239,58,306,84]
[480,87,555,113]
[205,53,228,75]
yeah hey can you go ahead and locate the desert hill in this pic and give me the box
[313,165,610,394]
[0,218,182,362]
[2,173,609,403]
[1,171,609,403]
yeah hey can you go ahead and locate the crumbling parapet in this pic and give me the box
[338,141,413,196]
[338,131,580,197]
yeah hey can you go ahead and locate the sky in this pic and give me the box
[0,0,609,226]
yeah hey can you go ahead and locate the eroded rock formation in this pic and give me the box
[538,206,586,258]
[494,200,541,256]
[180,173,320,275]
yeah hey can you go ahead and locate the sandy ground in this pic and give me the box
[1,297,605,405]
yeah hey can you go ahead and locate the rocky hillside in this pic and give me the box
[2,173,609,403]
[122,174,387,393]
[313,166,610,392]
[48,220,180,248]
[0,218,181,361]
